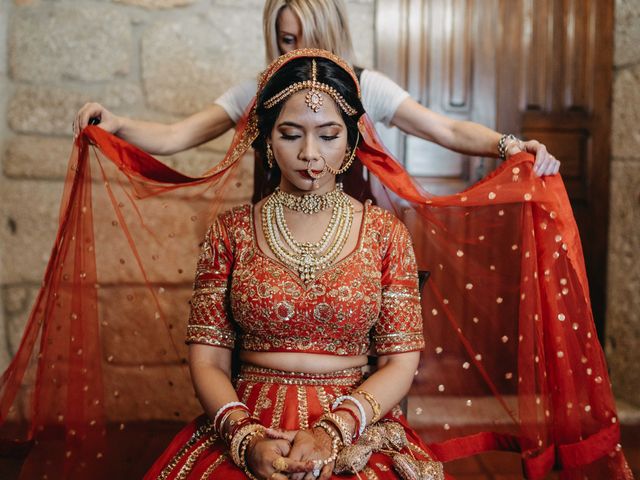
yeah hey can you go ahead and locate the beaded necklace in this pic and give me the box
[262,185,353,283]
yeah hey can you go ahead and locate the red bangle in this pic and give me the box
[333,407,361,441]
[226,416,261,445]
[215,404,250,432]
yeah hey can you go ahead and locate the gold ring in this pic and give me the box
[272,456,288,471]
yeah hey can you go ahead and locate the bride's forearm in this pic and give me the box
[327,351,419,438]
[188,344,240,421]
[352,351,419,422]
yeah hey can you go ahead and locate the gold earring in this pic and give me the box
[266,143,274,169]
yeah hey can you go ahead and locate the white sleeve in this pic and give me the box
[360,69,410,127]
[213,79,257,124]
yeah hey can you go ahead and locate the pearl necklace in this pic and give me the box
[262,187,353,283]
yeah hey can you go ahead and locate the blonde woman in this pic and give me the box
[74,0,560,176]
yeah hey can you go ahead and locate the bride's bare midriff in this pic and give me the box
[240,350,368,374]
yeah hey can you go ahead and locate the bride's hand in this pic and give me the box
[73,102,121,138]
[271,428,334,480]
[245,433,313,480]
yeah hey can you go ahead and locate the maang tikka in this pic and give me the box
[263,59,358,116]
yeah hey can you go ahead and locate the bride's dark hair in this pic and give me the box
[253,56,364,169]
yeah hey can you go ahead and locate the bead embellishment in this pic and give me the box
[261,186,353,283]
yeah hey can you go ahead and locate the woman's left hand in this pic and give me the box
[265,428,334,480]
[507,139,560,177]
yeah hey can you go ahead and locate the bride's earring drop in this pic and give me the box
[266,143,274,169]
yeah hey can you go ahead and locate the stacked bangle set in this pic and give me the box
[213,389,382,477]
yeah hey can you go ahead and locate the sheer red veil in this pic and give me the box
[0,49,632,479]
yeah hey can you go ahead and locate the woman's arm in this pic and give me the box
[74,103,234,155]
[188,343,237,418]
[390,97,560,176]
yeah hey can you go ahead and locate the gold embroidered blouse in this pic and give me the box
[186,203,424,355]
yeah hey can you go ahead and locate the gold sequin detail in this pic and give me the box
[158,421,214,480]
[240,382,255,405]
[175,435,217,480]
[363,466,379,480]
[201,454,227,480]
[237,365,362,386]
[297,386,310,430]
[408,441,433,460]
[270,385,287,428]
[253,383,273,418]
[316,386,331,413]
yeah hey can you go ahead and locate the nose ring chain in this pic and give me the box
[306,156,327,180]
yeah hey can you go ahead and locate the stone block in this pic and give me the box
[4,135,74,180]
[606,160,640,406]
[0,301,9,373]
[10,3,131,82]
[8,83,143,136]
[3,286,38,358]
[114,0,196,8]
[0,179,63,284]
[614,0,640,66]
[141,11,264,115]
[612,65,640,159]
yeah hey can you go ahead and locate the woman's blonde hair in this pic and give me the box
[263,0,356,65]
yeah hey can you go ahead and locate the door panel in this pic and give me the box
[374,0,613,338]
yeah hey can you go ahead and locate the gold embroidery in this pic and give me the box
[213,204,424,357]
[296,386,309,430]
[270,385,287,428]
[363,466,379,480]
[407,441,433,460]
[201,454,227,480]
[240,382,255,405]
[237,365,362,387]
[158,421,214,480]
[185,325,235,348]
[316,386,331,413]
[175,435,217,480]
[253,383,273,418]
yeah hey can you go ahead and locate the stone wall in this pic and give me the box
[606,0,640,406]
[0,0,374,373]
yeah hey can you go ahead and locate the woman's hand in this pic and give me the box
[73,102,121,137]
[507,139,560,177]
[266,428,334,480]
[245,433,313,480]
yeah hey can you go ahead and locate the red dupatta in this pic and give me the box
[0,49,632,479]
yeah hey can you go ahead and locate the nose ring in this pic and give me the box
[306,156,327,179]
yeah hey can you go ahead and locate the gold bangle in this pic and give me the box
[230,423,264,467]
[317,412,353,446]
[311,422,341,466]
[354,389,382,423]
[240,429,264,480]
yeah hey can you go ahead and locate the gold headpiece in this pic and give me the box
[263,58,358,116]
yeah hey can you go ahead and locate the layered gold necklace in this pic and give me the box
[262,184,353,283]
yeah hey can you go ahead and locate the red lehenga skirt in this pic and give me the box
[144,365,442,479]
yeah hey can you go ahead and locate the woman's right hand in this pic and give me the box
[245,434,313,480]
[73,102,121,137]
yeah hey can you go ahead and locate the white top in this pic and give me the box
[214,69,410,127]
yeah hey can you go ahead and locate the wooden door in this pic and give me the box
[374,0,613,337]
